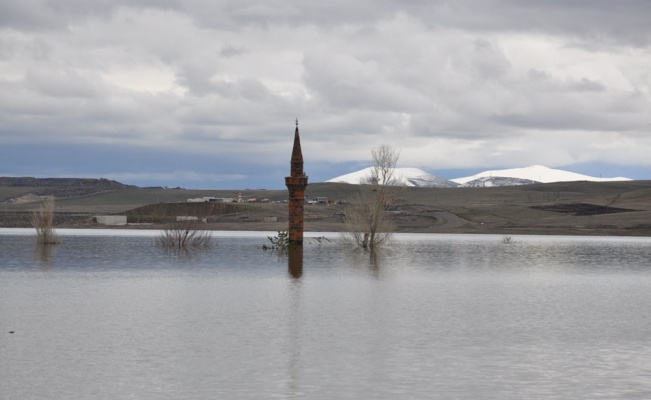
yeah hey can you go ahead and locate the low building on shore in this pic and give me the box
[187,197,234,203]
[95,215,127,226]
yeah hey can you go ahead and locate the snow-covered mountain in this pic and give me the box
[459,176,539,188]
[452,165,631,185]
[326,167,458,188]
[326,165,631,188]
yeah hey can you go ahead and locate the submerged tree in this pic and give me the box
[31,196,59,244]
[155,219,213,249]
[343,144,401,249]
[262,230,290,252]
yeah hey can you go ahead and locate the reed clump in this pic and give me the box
[501,236,515,244]
[31,196,59,244]
[155,220,213,248]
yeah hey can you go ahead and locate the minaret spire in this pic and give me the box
[290,121,304,177]
[285,120,308,245]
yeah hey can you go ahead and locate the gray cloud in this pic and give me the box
[1,0,650,187]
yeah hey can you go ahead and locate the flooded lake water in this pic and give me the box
[2,229,651,399]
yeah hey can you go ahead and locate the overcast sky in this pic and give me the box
[1,0,650,188]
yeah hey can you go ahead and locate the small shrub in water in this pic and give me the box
[156,220,213,248]
[262,230,289,251]
[32,196,59,244]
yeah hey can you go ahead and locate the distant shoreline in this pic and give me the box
[3,226,651,240]
[2,180,651,237]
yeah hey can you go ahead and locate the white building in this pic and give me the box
[95,215,127,226]
[187,197,234,203]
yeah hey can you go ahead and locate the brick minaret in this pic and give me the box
[285,120,308,245]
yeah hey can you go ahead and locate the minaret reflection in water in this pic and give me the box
[288,243,303,279]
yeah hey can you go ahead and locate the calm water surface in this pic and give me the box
[2,229,651,399]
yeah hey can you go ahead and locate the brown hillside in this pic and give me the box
[1,180,651,235]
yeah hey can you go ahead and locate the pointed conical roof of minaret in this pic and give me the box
[292,120,303,162]
[290,119,304,175]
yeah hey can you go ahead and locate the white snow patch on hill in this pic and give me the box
[327,167,457,188]
[452,165,631,185]
[459,176,539,187]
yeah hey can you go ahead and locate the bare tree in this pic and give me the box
[365,144,401,186]
[32,196,59,244]
[344,144,401,249]
[155,219,213,249]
